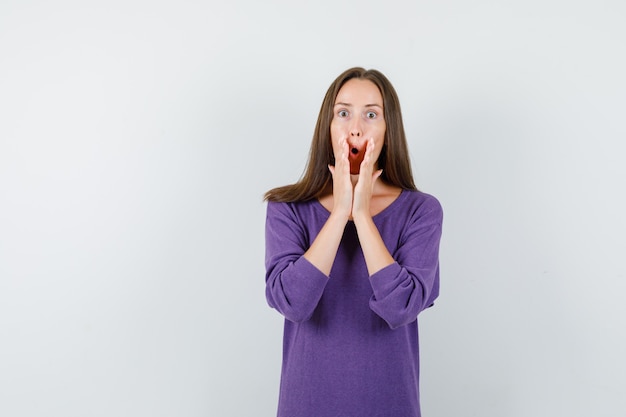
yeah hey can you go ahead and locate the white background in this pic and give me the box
[1,1,625,416]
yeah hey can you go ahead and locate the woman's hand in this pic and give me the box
[304,136,353,276]
[352,138,383,220]
[352,137,393,276]
[328,136,353,221]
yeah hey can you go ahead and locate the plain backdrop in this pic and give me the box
[1,1,625,416]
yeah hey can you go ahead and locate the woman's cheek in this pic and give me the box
[330,125,346,149]
[330,121,345,140]
[329,125,343,157]
[370,129,386,160]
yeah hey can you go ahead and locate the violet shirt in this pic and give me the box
[265,190,443,417]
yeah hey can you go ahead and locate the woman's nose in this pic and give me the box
[350,120,362,137]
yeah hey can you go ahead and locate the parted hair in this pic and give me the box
[264,67,416,202]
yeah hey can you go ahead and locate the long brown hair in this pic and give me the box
[264,67,416,202]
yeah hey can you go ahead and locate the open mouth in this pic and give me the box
[348,147,364,174]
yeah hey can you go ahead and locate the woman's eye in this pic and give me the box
[366,111,377,119]
[338,110,349,117]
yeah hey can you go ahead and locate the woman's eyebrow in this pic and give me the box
[334,102,383,108]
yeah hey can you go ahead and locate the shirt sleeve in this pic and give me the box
[368,195,443,329]
[264,201,329,323]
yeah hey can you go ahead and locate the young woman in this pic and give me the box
[264,67,443,417]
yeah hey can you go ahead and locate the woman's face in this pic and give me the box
[330,78,386,175]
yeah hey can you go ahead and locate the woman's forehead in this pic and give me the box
[335,79,383,105]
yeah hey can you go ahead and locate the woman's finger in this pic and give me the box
[359,137,376,174]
